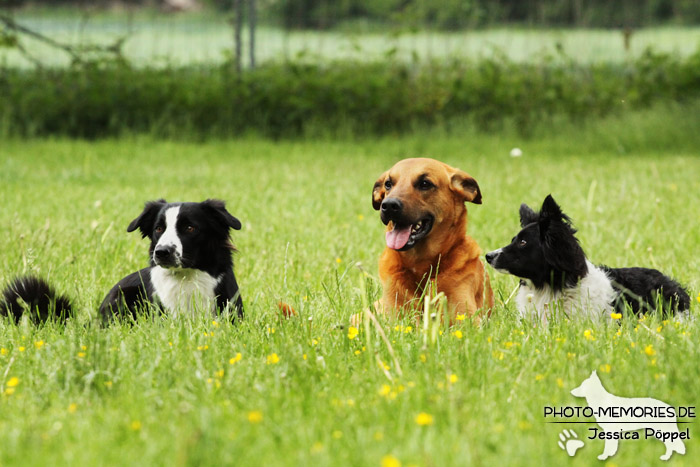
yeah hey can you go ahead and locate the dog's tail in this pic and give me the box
[0,276,73,323]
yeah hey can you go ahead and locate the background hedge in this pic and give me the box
[2,48,699,139]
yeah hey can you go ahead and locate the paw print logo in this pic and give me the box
[558,429,584,456]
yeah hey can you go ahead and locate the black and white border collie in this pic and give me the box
[0,199,244,324]
[99,198,244,321]
[485,195,689,322]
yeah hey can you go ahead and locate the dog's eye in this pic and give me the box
[155,226,164,234]
[418,180,434,190]
[384,180,392,190]
[185,225,196,234]
[518,239,527,247]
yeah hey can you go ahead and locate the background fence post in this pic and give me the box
[249,0,256,68]
[232,0,242,73]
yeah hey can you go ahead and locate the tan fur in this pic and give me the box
[373,158,494,322]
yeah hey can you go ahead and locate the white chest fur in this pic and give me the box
[516,261,617,322]
[150,266,221,316]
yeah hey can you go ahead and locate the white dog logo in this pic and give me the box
[571,370,686,461]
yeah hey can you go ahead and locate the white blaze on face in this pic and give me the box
[155,206,183,261]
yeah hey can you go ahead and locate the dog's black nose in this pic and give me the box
[154,246,174,260]
[381,198,403,215]
[485,251,497,264]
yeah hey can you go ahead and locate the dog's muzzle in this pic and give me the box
[380,198,403,225]
[485,249,501,266]
[380,197,434,251]
[154,245,180,268]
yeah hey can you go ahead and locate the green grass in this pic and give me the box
[1,111,699,465]
[2,8,700,67]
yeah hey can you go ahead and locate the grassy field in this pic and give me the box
[1,109,699,465]
[2,9,700,67]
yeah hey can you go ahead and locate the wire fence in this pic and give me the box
[2,7,700,68]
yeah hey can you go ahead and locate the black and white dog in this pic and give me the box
[99,198,244,321]
[485,195,689,322]
[0,199,244,323]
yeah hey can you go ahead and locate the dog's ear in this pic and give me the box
[201,199,242,231]
[450,170,482,204]
[127,199,167,238]
[540,195,564,221]
[519,204,538,227]
[372,171,389,211]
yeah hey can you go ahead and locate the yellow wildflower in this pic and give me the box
[68,403,78,413]
[18,346,25,352]
[247,410,263,423]
[556,378,564,388]
[34,340,44,349]
[456,313,466,321]
[415,412,434,426]
[449,374,458,384]
[130,421,141,431]
[77,352,86,358]
[215,369,225,378]
[644,345,656,356]
[212,320,219,327]
[599,364,611,373]
[336,258,342,264]
[535,374,544,381]
[453,330,463,339]
[584,329,595,341]
[266,353,280,365]
[381,455,402,467]
[379,384,391,396]
[6,377,19,387]
[229,353,242,364]
[347,326,359,340]
[332,430,343,439]
[611,313,622,320]
[0,348,7,356]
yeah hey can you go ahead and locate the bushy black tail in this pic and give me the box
[0,276,73,323]
[602,266,691,315]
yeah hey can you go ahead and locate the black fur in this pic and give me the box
[0,276,72,323]
[486,195,690,316]
[601,266,690,314]
[487,195,587,291]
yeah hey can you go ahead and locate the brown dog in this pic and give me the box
[372,158,493,321]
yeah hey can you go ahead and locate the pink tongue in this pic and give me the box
[386,225,412,250]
